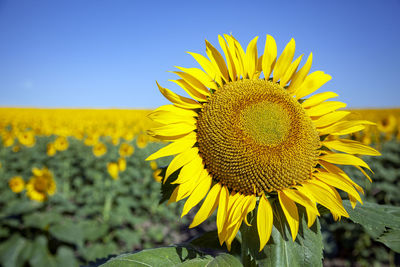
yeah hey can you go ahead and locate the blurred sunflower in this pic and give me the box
[2,132,14,147]
[377,114,397,134]
[153,169,163,183]
[136,134,148,149]
[47,142,57,156]
[9,176,25,193]
[147,34,380,251]
[17,130,36,147]
[119,142,134,157]
[93,142,107,157]
[26,167,56,202]
[54,136,69,151]
[118,157,127,172]
[107,162,119,180]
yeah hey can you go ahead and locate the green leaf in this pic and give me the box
[81,242,118,262]
[159,167,179,204]
[343,200,400,252]
[0,234,28,267]
[99,246,210,267]
[29,236,57,267]
[56,246,79,267]
[179,254,242,267]
[244,204,323,267]
[24,211,63,229]
[49,219,84,247]
[189,230,241,256]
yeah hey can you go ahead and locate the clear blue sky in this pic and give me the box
[0,0,399,108]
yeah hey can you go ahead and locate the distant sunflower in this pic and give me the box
[26,167,56,202]
[147,35,380,251]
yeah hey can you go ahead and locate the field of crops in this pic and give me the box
[0,107,399,267]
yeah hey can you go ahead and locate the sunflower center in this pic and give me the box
[196,79,320,195]
[240,101,290,146]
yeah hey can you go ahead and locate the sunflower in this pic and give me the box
[26,167,56,202]
[54,136,69,151]
[119,142,135,157]
[147,35,380,251]
[9,176,25,193]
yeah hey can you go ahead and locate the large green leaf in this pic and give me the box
[343,200,400,252]
[0,234,29,267]
[189,230,241,256]
[243,204,323,267]
[99,246,242,267]
[49,219,84,247]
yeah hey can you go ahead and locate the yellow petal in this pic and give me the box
[355,165,373,183]
[243,195,257,226]
[181,172,212,217]
[219,191,240,245]
[280,54,303,87]
[262,35,277,79]
[305,208,318,228]
[245,36,259,79]
[174,171,206,202]
[150,104,198,117]
[313,172,362,203]
[217,186,229,238]
[172,155,204,184]
[288,53,312,94]
[187,52,222,85]
[282,188,319,215]
[301,181,349,217]
[320,153,372,172]
[205,40,229,82]
[229,35,247,79]
[171,71,209,96]
[190,183,221,228]
[226,194,248,228]
[322,139,381,156]
[165,147,199,181]
[257,195,273,251]
[156,81,201,109]
[218,35,237,81]
[313,111,350,128]
[224,34,244,79]
[319,160,364,193]
[175,66,218,90]
[169,79,207,102]
[273,38,295,83]
[349,195,358,209]
[225,215,243,251]
[302,92,339,109]
[148,107,197,125]
[306,101,347,117]
[318,120,375,136]
[278,191,299,241]
[146,133,196,161]
[147,122,195,140]
[295,71,332,100]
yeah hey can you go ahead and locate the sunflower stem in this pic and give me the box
[240,214,255,267]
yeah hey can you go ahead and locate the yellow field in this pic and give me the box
[0,107,399,150]
[347,108,400,144]
[0,108,157,149]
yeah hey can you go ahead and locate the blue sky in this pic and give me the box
[0,0,399,108]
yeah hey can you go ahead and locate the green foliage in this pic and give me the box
[343,201,400,253]
[0,136,189,267]
[321,140,400,266]
[241,205,323,267]
[99,246,242,267]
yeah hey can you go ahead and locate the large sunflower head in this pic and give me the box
[147,35,380,251]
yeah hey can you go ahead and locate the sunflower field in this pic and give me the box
[0,107,399,267]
